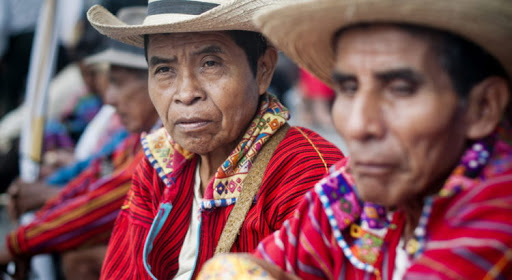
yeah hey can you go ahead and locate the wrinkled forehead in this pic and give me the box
[332,25,436,74]
[333,23,436,52]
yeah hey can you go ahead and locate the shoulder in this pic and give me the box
[272,126,343,167]
[260,127,343,193]
[443,169,512,224]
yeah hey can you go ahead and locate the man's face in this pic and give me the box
[146,32,263,155]
[331,26,469,208]
[105,66,158,133]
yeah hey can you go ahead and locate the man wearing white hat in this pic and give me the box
[198,0,512,279]
[87,1,343,279]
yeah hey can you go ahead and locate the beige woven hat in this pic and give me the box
[254,0,512,85]
[85,7,147,69]
[88,0,275,48]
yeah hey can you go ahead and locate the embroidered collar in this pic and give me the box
[316,127,512,273]
[141,93,289,209]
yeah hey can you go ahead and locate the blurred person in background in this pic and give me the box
[0,7,159,280]
[0,24,107,194]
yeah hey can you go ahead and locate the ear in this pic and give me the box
[465,77,510,139]
[256,47,278,95]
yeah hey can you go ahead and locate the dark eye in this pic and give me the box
[203,60,218,67]
[109,76,120,87]
[155,66,170,75]
[388,80,417,96]
[336,81,358,96]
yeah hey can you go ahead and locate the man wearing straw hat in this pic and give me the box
[87,1,343,279]
[198,0,512,279]
[0,7,162,279]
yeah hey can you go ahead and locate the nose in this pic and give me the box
[344,91,385,141]
[174,70,205,105]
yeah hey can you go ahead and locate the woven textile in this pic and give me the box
[252,126,512,279]
[6,133,143,256]
[99,96,343,279]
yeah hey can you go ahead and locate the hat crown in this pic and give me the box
[88,0,271,47]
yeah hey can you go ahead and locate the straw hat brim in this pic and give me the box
[85,49,147,70]
[88,1,267,48]
[254,0,512,86]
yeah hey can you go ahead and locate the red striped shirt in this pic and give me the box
[100,126,343,279]
[7,134,142,256]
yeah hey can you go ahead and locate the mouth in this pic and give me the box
[175,117,212,131]
[351,160,396,176]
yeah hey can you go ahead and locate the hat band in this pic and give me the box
[147,1,219,16]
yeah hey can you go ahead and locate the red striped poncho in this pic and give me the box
[6,133,143,256]
[252,140,512,279]
[100,126,343,279]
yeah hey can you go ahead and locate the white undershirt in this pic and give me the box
[392,238,410,280]
[174,164,202,280]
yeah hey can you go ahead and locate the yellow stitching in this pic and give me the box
[295,127,328,172]
[9,232,21,254]
[483,248,512,280]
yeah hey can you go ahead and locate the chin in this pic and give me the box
[177,139,213,155]
[356,185,397,207]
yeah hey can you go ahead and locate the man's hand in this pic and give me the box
[7,178,60,220]
[40,149,75,177]
[0,249,12,265]
[0,244,30,280]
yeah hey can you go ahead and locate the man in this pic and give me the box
[87,0,344,279]
[198,0,512,279]
[0,7,160,279]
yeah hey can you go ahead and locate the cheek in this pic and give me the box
[149,86,172,126]
[216,79,259,131]
[389,102,465,189]
[331,96,350,136]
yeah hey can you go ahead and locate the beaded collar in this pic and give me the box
[315,128,512,274]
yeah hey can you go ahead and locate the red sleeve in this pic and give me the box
[38,163,100,214]
[6,158,135,257]
[100,157,162,280]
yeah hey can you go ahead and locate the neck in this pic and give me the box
[400,199,424,240]
[198,144,235,195]
[399,174,448,239]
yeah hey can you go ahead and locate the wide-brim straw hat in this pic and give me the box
[88,0,272,48]
[254,0,512,85]
[86,7,147,69]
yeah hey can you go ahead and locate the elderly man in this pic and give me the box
[87,0,343,279]
[198,0,512,279]
[0,7,160,279]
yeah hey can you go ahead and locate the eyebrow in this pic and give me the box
[331,68,424,85]
[331,71,357,84]
[192,45,224,56]
[149,56,177,67]
[375,68,424,84]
